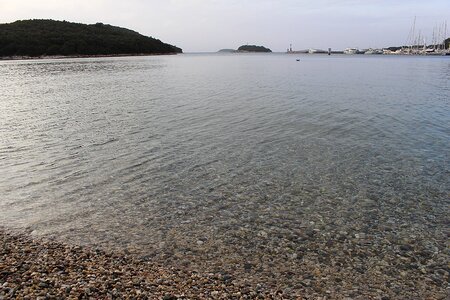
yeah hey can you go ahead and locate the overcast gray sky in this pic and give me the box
[1,0,449,52]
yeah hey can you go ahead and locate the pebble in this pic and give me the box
[258,231,268,238]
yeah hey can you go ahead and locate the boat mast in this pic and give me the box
[432,25,436,51]
[442,21,447,53]
[412,16,416,53]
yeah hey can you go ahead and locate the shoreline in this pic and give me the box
[0,53,181,62]
[1,53,448,62]
[2,226,448,299]
[0,228,282,299]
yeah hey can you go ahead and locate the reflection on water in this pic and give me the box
[0,54,449,294]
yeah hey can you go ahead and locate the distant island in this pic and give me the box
[218,49,236,53]
[237,45,272,53]
[0,19,182,58]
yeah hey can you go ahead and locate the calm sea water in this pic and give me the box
[1,53,449,291]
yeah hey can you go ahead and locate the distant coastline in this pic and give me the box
[0,52,179,61]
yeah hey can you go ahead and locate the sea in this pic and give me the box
[0,53,449,294]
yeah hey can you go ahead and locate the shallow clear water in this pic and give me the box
[1,54,449,292]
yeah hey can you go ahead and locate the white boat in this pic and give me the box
[343,48,359,54]
[308,48,327,54]
[364,48,383,55]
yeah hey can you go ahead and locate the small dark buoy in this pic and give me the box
[296,59,300,61]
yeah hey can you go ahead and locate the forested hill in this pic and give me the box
[0,19,182,57]
[237,45,272,52]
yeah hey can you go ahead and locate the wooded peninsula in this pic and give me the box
[0,19,182,58]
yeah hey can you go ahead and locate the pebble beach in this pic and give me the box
[1,225,448,299]
[1,228,285,299]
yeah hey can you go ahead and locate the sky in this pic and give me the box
[1,0,449,52]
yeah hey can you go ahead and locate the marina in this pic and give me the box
[287,45,449,55]
[288,18,449,56]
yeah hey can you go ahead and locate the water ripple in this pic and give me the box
[0,54,448,290]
